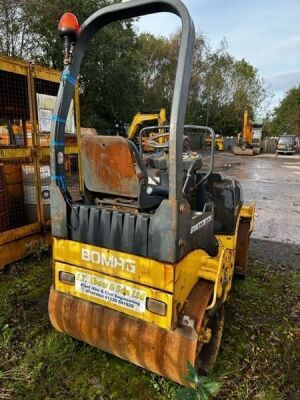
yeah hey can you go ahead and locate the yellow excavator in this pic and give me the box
[49,0,254,387]
[127,108,167,140]
[127,108,168,152]
[233,111,263,155]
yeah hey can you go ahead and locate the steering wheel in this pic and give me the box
[147,132,170,149]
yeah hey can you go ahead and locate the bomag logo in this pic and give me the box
[81,248,136,274]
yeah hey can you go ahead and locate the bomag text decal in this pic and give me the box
[81,248,136,273]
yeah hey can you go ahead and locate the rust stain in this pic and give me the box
[81,136,140,197]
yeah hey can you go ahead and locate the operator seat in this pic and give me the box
[81,135,164,209]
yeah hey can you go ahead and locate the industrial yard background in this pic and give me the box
[0,0,300,399]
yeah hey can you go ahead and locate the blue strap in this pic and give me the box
[51,175,66,190]
[51,175,65,181]
[51,115,66,124]
[61,69,77,86]
[51,140,65,146]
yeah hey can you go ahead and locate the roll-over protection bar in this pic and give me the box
[51,0,195,203]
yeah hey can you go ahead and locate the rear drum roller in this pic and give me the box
[49,280,215,386]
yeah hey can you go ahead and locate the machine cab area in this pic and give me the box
[50,0,243,264]
[69,127,220,262]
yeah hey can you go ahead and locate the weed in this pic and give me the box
[177,363,221,400]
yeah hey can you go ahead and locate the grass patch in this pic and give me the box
[214,263,300,399]
[0,255,299,399]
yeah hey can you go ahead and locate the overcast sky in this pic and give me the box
[135,0,300,113]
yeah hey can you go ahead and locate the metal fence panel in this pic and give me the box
[0,55,81,268]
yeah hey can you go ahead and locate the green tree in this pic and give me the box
[270,86,300,136]
[198,41,268,135]
[24,0,142,129]
[136,34,268,136]
[0,0,39,59]
[136,32,176,111]
[136,31,206,120]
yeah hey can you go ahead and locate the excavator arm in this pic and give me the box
[127,108,167,139]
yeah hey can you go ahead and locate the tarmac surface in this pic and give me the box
[211,152,300,266]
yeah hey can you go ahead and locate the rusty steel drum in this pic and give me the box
[49,280,214,385]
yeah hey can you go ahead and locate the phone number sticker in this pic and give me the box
[75,271,146,313]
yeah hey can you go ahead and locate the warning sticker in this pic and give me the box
[75,272,146,313]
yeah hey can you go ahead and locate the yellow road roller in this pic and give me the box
[49,0,254,386]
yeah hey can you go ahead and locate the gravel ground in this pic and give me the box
[250,238,300,268]
[210,152,300,245]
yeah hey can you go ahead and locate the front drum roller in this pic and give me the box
[49,280,223,385]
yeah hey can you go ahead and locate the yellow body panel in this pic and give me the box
[216,234,236,250]
[53,242,216,329]
[53,241,230,329]
[53,240,227,328]
[174,250,219,316]
[53,238,174,292]
[55,261,173,330]
[53,204,255,330]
